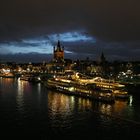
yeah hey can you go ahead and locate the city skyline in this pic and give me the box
[0,0,140,62]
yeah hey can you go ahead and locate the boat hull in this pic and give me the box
[44,79,115,104]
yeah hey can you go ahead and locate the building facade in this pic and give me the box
[53,40,64,62]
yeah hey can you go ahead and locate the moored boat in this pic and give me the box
[44,77,115,103]
[20,74,30,81]
[20,74,41,83]
[78,77,130,100]
[113,89,130,99]
[0,72,15,78]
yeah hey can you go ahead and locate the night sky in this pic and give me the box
[0,0,140,62]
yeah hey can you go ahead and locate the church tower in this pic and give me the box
[100,52,106,64]
[53,40,64,62]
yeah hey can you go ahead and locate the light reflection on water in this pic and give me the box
[16,78,25,112]
[47,90,132,117]
[48,91,92,116]
[47,90,93,129]
[0,78,140,138]
[47,89,136,129]
[0,78,137,122]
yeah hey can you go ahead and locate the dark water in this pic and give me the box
[0,78,140,139]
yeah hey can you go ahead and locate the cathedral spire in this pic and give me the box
[100,52,106,63]
[53,40,64,62]
[57,40,61,50]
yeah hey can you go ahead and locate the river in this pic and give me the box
[0,77,140,139]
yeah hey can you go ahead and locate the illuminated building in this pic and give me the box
[53,40,64,63]
[52,41,65,73]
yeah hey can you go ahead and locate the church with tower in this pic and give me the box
[51,40,65,73]
[53,40,64,63]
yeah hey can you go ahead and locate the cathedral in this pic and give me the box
[51,40,65,73]
[53,40,64,62]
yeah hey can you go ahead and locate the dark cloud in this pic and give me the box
[0,0,140,61]
[0,0,140,41]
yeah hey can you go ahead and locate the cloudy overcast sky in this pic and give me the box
[0,0,140,62]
